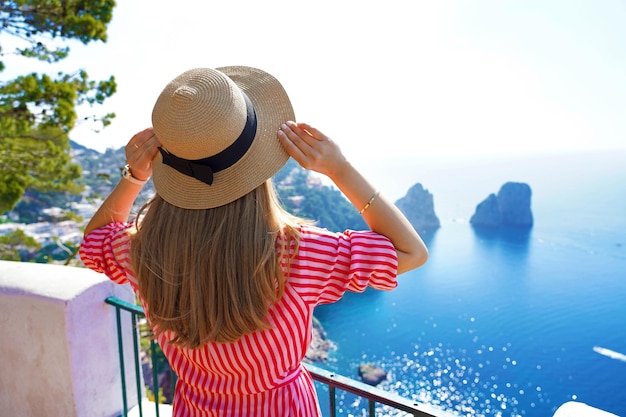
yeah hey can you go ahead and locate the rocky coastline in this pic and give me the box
[305,316,336,363]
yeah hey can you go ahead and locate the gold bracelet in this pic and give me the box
[359,191,380,214]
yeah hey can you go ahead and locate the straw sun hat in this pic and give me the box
[151,66,295,209]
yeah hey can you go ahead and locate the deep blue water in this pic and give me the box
[311,151,626,416]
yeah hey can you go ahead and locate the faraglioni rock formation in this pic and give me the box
[470,182,533,227]
[395,183,440,233]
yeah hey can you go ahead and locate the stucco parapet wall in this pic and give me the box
[1,259,111,298]
[0,260,139,417]
[553,401,619,417]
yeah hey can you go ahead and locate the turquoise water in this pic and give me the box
[312,151,626,416]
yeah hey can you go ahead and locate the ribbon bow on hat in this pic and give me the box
[158,92,258,186]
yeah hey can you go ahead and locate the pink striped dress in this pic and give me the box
[80,223,398,416]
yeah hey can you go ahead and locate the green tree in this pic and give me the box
[0,0,117,212]
[0,228,41,261]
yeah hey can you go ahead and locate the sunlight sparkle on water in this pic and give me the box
[329,342,550,417]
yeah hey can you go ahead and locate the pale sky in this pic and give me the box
[4,0,626,162]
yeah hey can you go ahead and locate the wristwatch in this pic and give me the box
[121,164,148,185]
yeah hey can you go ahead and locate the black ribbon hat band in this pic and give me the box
[158,92,258,186]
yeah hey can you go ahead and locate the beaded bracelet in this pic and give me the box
[359,191,380,214]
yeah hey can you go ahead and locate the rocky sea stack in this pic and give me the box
[470,182,533,228]
[395,183,440,233]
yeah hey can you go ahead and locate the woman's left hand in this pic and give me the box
[124,128,161,181]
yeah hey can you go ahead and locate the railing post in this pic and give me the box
[105,296,148,416]
[368,399,376,416]
[151,338,161,417]
[328,385,337,417]
[131,313,143,417]
[114,308,129,416]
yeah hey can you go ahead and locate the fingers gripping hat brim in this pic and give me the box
[152,66,295,209]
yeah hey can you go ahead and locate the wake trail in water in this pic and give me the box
[593,346,626,362]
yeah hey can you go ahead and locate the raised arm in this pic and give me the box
[277,121,427,274]
[83,128,161,235]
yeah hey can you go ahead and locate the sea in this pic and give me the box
[310,150,626,417]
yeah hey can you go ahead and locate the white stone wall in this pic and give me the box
[0,260,141,417]
[553,402,619,417]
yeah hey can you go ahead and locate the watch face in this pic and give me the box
[122,165,131,179]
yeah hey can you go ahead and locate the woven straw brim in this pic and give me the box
[152,66,295,209]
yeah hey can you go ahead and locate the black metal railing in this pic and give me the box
[105,296,442,417]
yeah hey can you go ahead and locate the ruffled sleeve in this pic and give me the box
[79,222,136,287]
[283,225,398,306]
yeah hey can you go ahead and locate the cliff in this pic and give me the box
[304,317,336,363]
[470,182,533,227]
[394,183,441,233]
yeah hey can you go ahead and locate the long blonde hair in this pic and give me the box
[130,180,304,348]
